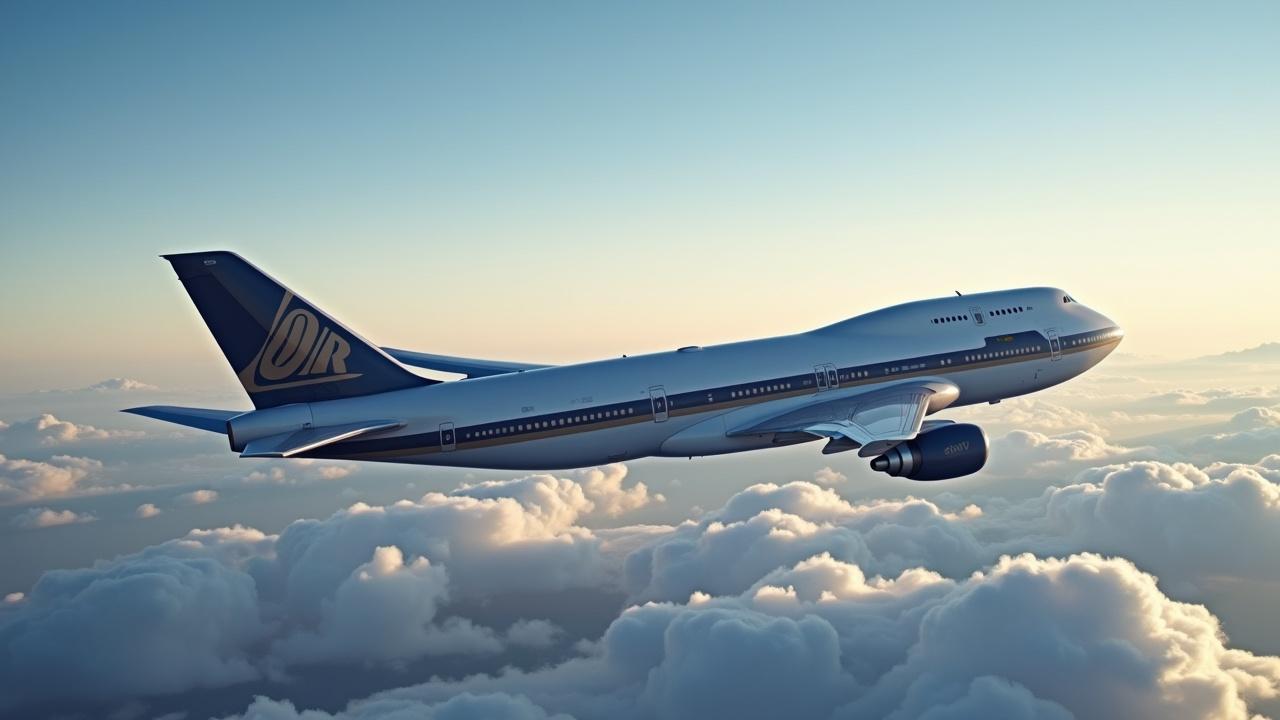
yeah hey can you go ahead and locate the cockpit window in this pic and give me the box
[1063,295,1075,303]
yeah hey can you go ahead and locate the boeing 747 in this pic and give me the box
[127,252,1122,480]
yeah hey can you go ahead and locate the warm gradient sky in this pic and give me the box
[2,4,1280,720]
[2,1,1279,394]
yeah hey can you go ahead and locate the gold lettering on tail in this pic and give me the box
[238,292,362,393]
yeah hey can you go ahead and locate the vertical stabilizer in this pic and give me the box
[163,251,432,408]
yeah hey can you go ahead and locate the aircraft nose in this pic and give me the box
[1101,315,1124,351]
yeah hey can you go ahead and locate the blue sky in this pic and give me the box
[3,1,1279,393]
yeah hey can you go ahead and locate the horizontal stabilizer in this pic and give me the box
[240,420,402,458]
[381,348,550,378]
[123,406,241,434]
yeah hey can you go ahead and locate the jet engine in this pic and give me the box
[870,423,988,481]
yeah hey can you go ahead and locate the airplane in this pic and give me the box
[126,252,1122,480]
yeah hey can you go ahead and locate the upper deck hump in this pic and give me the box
[811,287,1067,335]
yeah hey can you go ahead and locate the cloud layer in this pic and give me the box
[3,452,1278,719]
[235,552,1279,720]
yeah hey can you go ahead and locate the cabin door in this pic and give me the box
[1046,329,1062,361]
[439,422,456,451]
[649,386,669,423]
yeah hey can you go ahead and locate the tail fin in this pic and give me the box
[163,251,433,408]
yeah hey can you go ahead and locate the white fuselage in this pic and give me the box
[298,287,1121,469]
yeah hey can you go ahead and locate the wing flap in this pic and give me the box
[240,420,402,458]
[381,348,550,378]
[729,380,959,457]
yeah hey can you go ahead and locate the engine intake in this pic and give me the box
[870,423,988,481]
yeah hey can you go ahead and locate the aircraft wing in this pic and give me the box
[727,380,960,457]
[240,420,403,458]
[381,348,551,378]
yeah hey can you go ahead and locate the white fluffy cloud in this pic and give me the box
[983,430,1163,479]
[813,466,847,485]
[135,503,162,519]
[0,471,621,713]
[626,451,1280,610]
[956,398,1107,436]
[7,451,1280,718]
[976,459,1280,589]
[838,554,1280,720]
[238,460,359,486]
[452,463,660,526]
[0,414,143,449]
[10,507,95,529]
[575,464,663,517]
[0,528,270,709]
[271,545,500,667]
[178,489,220,505]
[1175,408,1280,462]
[0,453,102,503]
[250,553,1277,720]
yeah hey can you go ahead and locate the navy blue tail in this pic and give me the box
[163,251,433,408]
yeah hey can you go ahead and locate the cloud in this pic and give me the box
[958,398,1107,436]
[623,482,985,603]
[0,453,102,503]
[135,503,162,519]
[1128,388,1280,415]
[8,453,1280,718]
[256,553,1277,720]
[839,554,1280,720]
[983,430,1163,479]
[0,471,623,712]
[0,529,270,710]
[85,378,158,392]
[452,464,660,524]
[238,461,359,486]
[1174,408,1280,462]
[1227,406,1280,428]
[233,692,572,720]
[506,620,562,648]
[178,489,219,505]
[575,464,663,517]
[626,450,1280,611]
[10,507,95,529]
[0,414,127,448]
[977,459,1280,590]
[270,545,500,667]
[813,466,847,485]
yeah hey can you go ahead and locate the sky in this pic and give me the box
[2,1,1279,393]
[1,2,1280,720]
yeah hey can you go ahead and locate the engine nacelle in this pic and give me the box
[226,404,313,452]
[870,423,988,481]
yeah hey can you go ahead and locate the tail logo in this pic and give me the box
[239,292,363,393]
